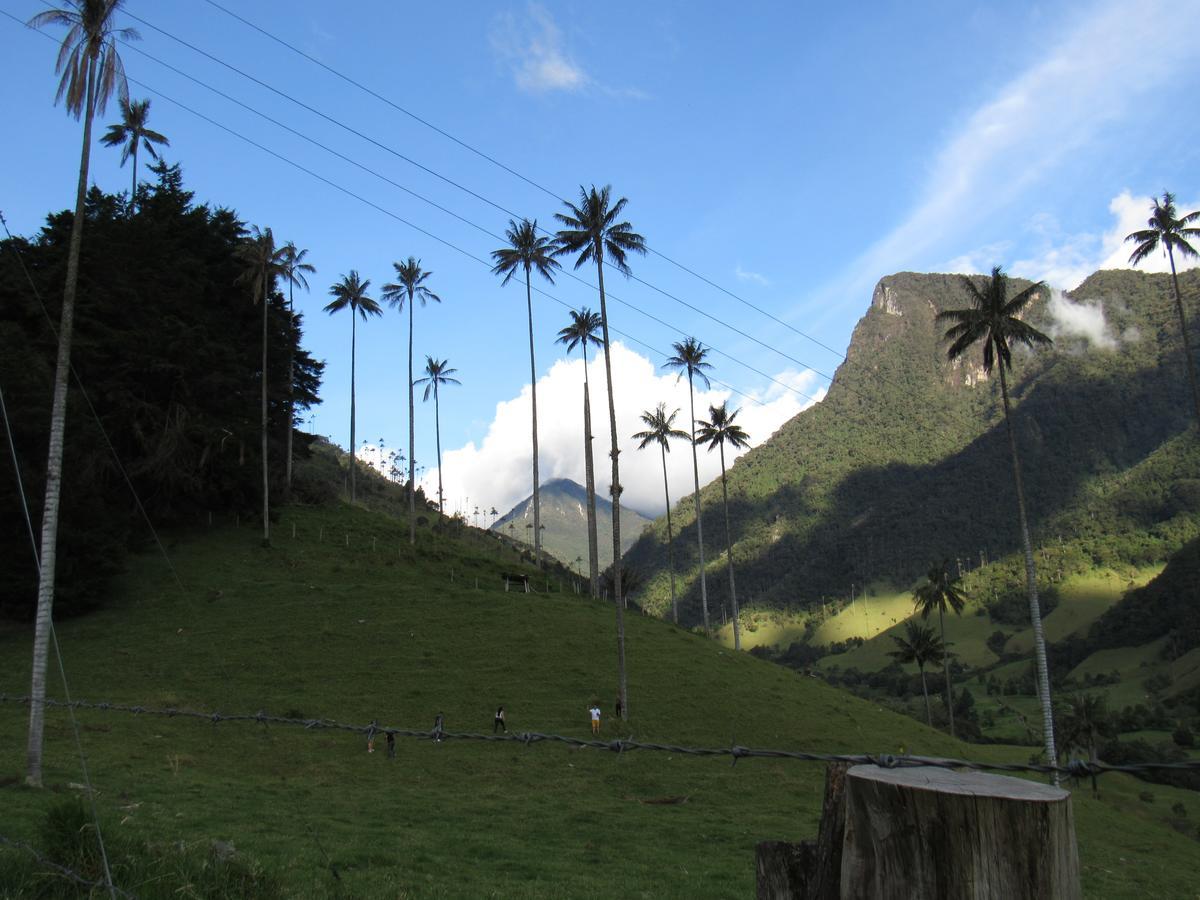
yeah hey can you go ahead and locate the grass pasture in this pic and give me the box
[0,504,1197,897]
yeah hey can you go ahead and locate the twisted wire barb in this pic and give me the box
[0,833,136,899]
[3,694,1197,781]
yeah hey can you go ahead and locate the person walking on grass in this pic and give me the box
[590,703,602,736]
[433,712,444,743]
[494,705,507,733]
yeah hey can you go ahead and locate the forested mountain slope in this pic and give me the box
[625,269,1200,625]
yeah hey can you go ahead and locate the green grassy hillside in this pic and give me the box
[1,504,1198,897]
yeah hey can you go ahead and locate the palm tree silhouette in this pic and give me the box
[1126,191,1200,426]
[912,560,967,737]
[279,242,315,488]
[25,0,139,790]
[492,218,561,565]
[415,357,461,514]
[696,402,751,650]
[887,620,945,727]
[235,225,287,547]
[324,272,381,504]
[664,337,715,636]
[632,403,689,624]
[554,186,646,721]
[557,308,604,598]
[937,266,1056,774]
[382,257,441,544]
[99,96,167,211]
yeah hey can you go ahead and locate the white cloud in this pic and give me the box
[421,342,825,519]
[490,4,587,93]
[735,265,771,287]
[829,0,1200,304]
[1045,289,1117,350]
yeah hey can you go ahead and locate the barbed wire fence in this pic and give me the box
[3,694,1197,782]
[0,833,135,899]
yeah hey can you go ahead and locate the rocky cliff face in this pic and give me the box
[623,268,1199,624]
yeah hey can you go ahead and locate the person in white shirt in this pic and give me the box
[589,704,601,735]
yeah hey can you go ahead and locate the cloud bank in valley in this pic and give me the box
[420,342,825,520]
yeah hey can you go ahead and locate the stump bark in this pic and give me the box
[839,765,1080,900]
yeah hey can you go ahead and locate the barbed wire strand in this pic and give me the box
[4,694,1196,782]
[0,833,136,899]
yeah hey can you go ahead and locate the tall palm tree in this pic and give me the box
[633,403,689,624]
[887,620,946,727]
[26,0,138,791]
[937,266,1056,771]
[555,185,646,721]
[695,402,751,651]
[324,272,380,504]
[1126,191,1200,426]
[382,257,441,544]
[1058,693,1111,766]
[280,242,315,488]
[415,357,461,514]
[491,218,561,565]
[235,225,286,547]
[99,96,167,211]
[557,308,604,599]
[664,337,715,636]
[912,560,967,737]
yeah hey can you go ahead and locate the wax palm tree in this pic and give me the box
[382,257,441,544]
[415,357,461,514]
[664,338,715,636]
[557,307,604,598]
[324,272,380,504]
[887,621,946,727]
[912,560,967,737]
[1058,693,1112,766]
[938,266,1056,768]
[26,0,138,791]
[491,218,561,565]
[1126,191,1200,426]
[280,242,315,488]
[554,185,646,720]
[633,403,689,624]
[235,225,286,547]
[99,96,167,211]
[695,402,751,651]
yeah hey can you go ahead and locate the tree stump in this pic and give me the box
[756,840,815,899]
[839,765,1080,900]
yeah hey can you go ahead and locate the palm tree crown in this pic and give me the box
[695,402,750,453]
[234,225,285,305]
[30,0,138,119]
[664,337,713,388]
[1125,191,1200,266]
[490,217,561,285]
[324,270,380,319]
[912,559,967,737]
[99,96,168,203]
[556,308,604,355]
[938,267,1052,373]
[888,621,946,669]
[381,257,440,311]
[280,242,316,296]
[416,357,461,401]
[553,184,647,274]
[633,403,690,451]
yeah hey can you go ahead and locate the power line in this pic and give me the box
[5,693,1196,782]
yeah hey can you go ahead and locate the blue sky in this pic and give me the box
[2,0,1197,519]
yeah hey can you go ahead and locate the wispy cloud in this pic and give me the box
[490,4,587,93]
[735,265,771,287]
[1046,290,1117,350]
[824,0,1200,305]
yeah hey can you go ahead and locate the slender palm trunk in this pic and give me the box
[434,382,444,514]
[1167,247,1200,427]
[686,376,710,636]
[999,363,1057,779]
[582,362,599,598]
[718,444,740,650]
[660,443,678,624]
[260,271,269,547]
[407,298,415,544]
[594,255,627,720]
[27,57,98,789]
[130,143,138,213]
[525,269,541,564]
[349,313,357,504]
[918,666,932,727]
[939,604,954,738]
[286,281,295,489]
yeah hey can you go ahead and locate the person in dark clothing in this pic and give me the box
[615,697,623,720]
[433,712,444,743]
[494,705,507,733]
[386,731,396,759]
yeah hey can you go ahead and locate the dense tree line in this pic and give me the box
[0,164,323,619]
